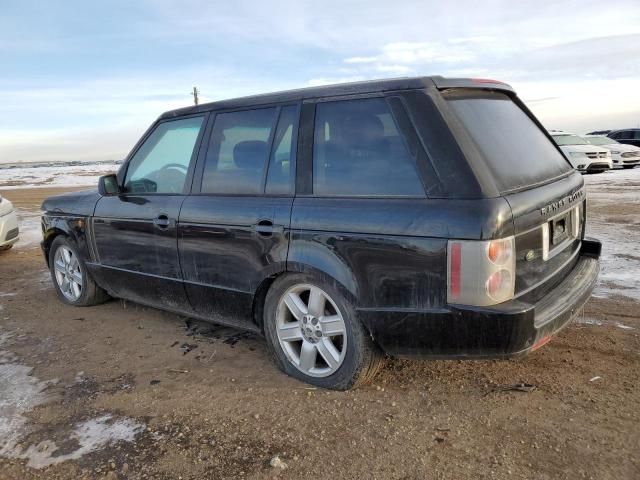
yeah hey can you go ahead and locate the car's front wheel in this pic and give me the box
[49,236,110,306]
[263,273,382,390]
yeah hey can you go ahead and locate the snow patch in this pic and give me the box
[19,415,145,469]
[0,161,121,190]
[0,331,144,469]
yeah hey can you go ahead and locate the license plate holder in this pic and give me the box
[550,214,569,246]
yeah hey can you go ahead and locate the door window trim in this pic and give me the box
[118,112,209,196]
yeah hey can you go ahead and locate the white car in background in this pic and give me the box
[584,135,640,169]
[550,131,612,173]
[0,194,20,251]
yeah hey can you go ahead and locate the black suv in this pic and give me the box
[607,129,640,147]
[41,77,601,390]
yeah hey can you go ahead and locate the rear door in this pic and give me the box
[178,105,298,329]
[289,96,450,314]
[93,115,206,310]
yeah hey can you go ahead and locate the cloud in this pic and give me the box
[1,0,640,162]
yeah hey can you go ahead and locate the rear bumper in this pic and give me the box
[361,239,601,359]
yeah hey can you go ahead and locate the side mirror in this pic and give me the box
[98,174,121,195]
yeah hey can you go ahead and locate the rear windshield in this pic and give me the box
[446,91,572,193]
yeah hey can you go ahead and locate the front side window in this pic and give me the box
[201,108,277,194]
[124,116,204,194]
[312,98,424,196]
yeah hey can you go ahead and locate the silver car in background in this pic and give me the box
[0,194,19,251]
[584,135,640,169]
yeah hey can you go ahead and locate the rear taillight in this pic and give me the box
[447,236,516,306]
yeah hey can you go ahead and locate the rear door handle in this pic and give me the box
[253,220,284,236]
[153,214,172,229]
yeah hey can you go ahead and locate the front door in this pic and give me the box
[179,105,298,329]
[92,114,207,310]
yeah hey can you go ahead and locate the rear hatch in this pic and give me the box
[440,84,585,303]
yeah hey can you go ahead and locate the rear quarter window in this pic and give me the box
[445,91,572,194]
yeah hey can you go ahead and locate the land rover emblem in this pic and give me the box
[525,250,535,262]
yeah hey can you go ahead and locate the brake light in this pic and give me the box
[447,236,516,306]
[471,78,507,85]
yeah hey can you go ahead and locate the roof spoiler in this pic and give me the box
[431,76,515,94]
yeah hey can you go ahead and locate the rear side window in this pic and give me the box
[446,91,572,193]
[312,98,424,196]
[202,108,277,194]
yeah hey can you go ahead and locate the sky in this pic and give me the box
[1,0,639,164]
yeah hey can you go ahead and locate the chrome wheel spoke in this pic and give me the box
[71,270,83,284]
[299,341,317,372]
[307,287,326,317]
[316,338,340,370]
[284,292,307,321]
[319,315,344,336]
[70,280,81,298]
[54,260,66,273]
[278,322,303,342]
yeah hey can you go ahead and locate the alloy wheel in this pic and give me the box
[53,246,83,301]
[275,284,347,377]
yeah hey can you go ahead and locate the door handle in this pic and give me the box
[153,214,172,229]
[253,220,284,236]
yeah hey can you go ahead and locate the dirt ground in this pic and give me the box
[0,183,638,480]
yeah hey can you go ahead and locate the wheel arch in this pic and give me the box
[42,216,88,265]
[251,261,360,333]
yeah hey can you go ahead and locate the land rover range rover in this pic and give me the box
[41,77,601,389]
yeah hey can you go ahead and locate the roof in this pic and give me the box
[160,75,514,120]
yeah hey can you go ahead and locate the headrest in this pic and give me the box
[233,140,268,169]
[342,114,384,145]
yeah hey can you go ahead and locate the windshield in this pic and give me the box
[552,134,589,146]
[445,91,572,194]
[585,136,618,146]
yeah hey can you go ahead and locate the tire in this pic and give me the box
[623,165,635,169]
[49,236,110,306]
[263,273,382,390]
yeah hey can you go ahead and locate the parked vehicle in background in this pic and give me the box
[550,131,612,173]
[0,194,19,251]
[40,76,601,390]
[584,135,640,169]
[607,128,640,148]
[586,130,611,135]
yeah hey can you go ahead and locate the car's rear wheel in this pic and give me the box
[263,273,382,390]
[49,236,110,306]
